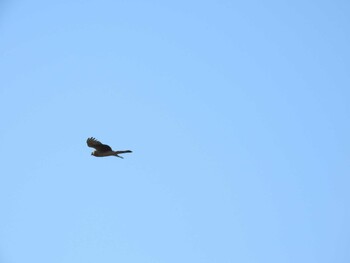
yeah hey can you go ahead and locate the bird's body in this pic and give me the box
[87,137,132,158]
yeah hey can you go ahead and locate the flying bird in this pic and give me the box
[87,137,132,158]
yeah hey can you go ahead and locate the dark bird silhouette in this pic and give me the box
[87,137,132,158]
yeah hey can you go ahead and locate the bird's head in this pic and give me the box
[91,152,95,156]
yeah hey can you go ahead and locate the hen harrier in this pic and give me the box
[87,137,132,158]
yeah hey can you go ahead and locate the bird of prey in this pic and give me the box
[87,137,132,158]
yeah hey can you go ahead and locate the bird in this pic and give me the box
[86,137,132,158]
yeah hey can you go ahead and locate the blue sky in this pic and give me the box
[0,1,349,262]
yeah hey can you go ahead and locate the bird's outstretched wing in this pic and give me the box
[86,137,112,152]
[114,150,133,159]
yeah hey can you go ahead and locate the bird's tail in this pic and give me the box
[113,150,132,158]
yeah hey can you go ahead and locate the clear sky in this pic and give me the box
[0,1,349,262]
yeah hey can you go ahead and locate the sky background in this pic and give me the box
[0,1,349,262]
